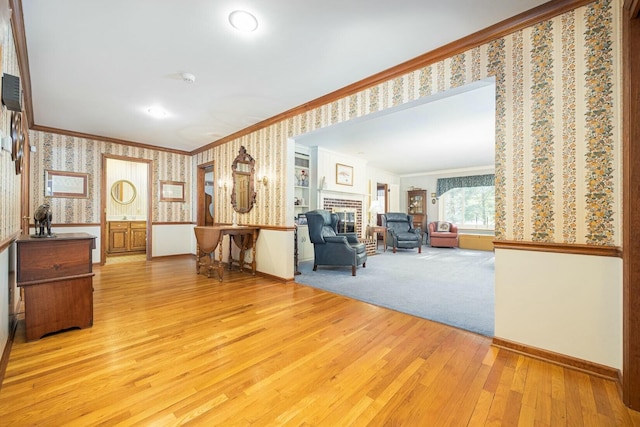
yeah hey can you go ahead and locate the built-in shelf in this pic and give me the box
[294,152,310,219]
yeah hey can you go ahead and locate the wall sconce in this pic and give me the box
[261,175,268,186]
[218,179,227,191]
[431,192,437,204]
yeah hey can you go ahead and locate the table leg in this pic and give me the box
[239,235,246,273]
[251,230,257,275]
[217,237,224,282]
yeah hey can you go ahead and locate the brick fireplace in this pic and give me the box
[323,198,363,237]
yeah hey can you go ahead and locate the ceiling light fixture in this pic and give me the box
[181,72,195,84]
[146,106,168,119]
[228,10,258,32]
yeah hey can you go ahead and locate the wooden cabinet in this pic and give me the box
[16,233,96,341]
[129,222,147,251]
[296,224,314,262]
[108,221,146,254]
[408,189,427,236]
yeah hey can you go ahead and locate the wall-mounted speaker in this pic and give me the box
[2,74,21,112]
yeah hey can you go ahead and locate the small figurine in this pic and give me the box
[34,203,53,237]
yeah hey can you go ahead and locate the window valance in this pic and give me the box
[436,174,495,197]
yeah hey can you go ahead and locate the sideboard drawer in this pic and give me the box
[109,221,129,230]
[17,238,94,283]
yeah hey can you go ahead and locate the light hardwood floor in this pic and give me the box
[1,256,639,426]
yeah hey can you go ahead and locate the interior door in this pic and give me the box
[197,162,215,226]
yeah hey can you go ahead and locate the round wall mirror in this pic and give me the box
[111,180,137,205]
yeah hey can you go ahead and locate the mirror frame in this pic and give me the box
[110,179,137,205]
[230,146,257,213]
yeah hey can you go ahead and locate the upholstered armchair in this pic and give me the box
[382,212,422,253]
[305,209,367,276]
[428,221,459,248]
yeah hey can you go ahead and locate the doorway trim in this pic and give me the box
[622,0,640,409]
[101,154,153,264]
[197,161,215,226]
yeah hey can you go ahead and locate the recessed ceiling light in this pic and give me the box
[181,72,195,84]
[228,10,258,32]
[147,106,168,119]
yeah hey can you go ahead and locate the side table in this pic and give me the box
[367,225,387,252]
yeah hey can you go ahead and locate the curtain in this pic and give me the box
[436,174,495,197]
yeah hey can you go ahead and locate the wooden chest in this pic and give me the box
[17,233,96,341]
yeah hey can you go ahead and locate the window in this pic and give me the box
[439,185,495,229]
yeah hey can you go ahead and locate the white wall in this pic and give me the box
[313,147,368,196]
[400,166,494,223]
[153,224,194,257]
[188,225,296,280]
[495,249,622,369]
[0,247,9,352]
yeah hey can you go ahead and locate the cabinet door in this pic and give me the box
[130,228,147,252]
[109,229,128,253]
[129,222,147,252]
[297,225,314,262]
[408,190,426,215]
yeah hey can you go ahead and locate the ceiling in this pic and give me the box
[20,0,548,168]
[295,80,496,175]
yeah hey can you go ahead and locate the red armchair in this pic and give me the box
[428,221,459,248]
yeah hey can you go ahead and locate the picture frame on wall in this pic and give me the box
[45,170,89,198]
[160,180,185,202]
[336,163,353,186]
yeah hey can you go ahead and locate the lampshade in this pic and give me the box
[368,200,382,213]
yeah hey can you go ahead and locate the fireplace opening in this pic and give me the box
[334,208,357,234]
[323,198,363,236]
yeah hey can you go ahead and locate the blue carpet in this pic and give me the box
[295,247,495,336]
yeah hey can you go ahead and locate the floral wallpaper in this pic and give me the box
[530,20,556,242]
[584,0,616,245]
[28,132,192,224]
[0,23,22,243]
[12,0,620,248]
[195,0,620,247]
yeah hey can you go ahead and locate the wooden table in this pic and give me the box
[194,225,259,281]
[16,233,96,341]
[367,225,387,252]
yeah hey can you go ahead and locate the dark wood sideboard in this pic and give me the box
[16,233,96,341]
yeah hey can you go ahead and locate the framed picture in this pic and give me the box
[297,213,307,225]
[45,170,88,198]
[336,163,353,186]
[160,180,185,202]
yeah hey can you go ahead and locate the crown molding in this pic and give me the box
[9,0,32,127]
[31,124,190,156]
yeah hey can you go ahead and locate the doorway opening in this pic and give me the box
[102,156,153,264]
[197,161,215,226]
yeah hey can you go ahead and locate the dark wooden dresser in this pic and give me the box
[16,233,96,341]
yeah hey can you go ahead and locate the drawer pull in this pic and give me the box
[53,264,61,270]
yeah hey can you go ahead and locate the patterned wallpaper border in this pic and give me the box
[196,0,620,246]
[17,0,621,248]
[28,132,192,224]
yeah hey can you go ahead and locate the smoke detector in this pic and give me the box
[181,72,196,84]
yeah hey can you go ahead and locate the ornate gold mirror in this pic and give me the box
[110,179,137,205]
[231,146,256,213]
